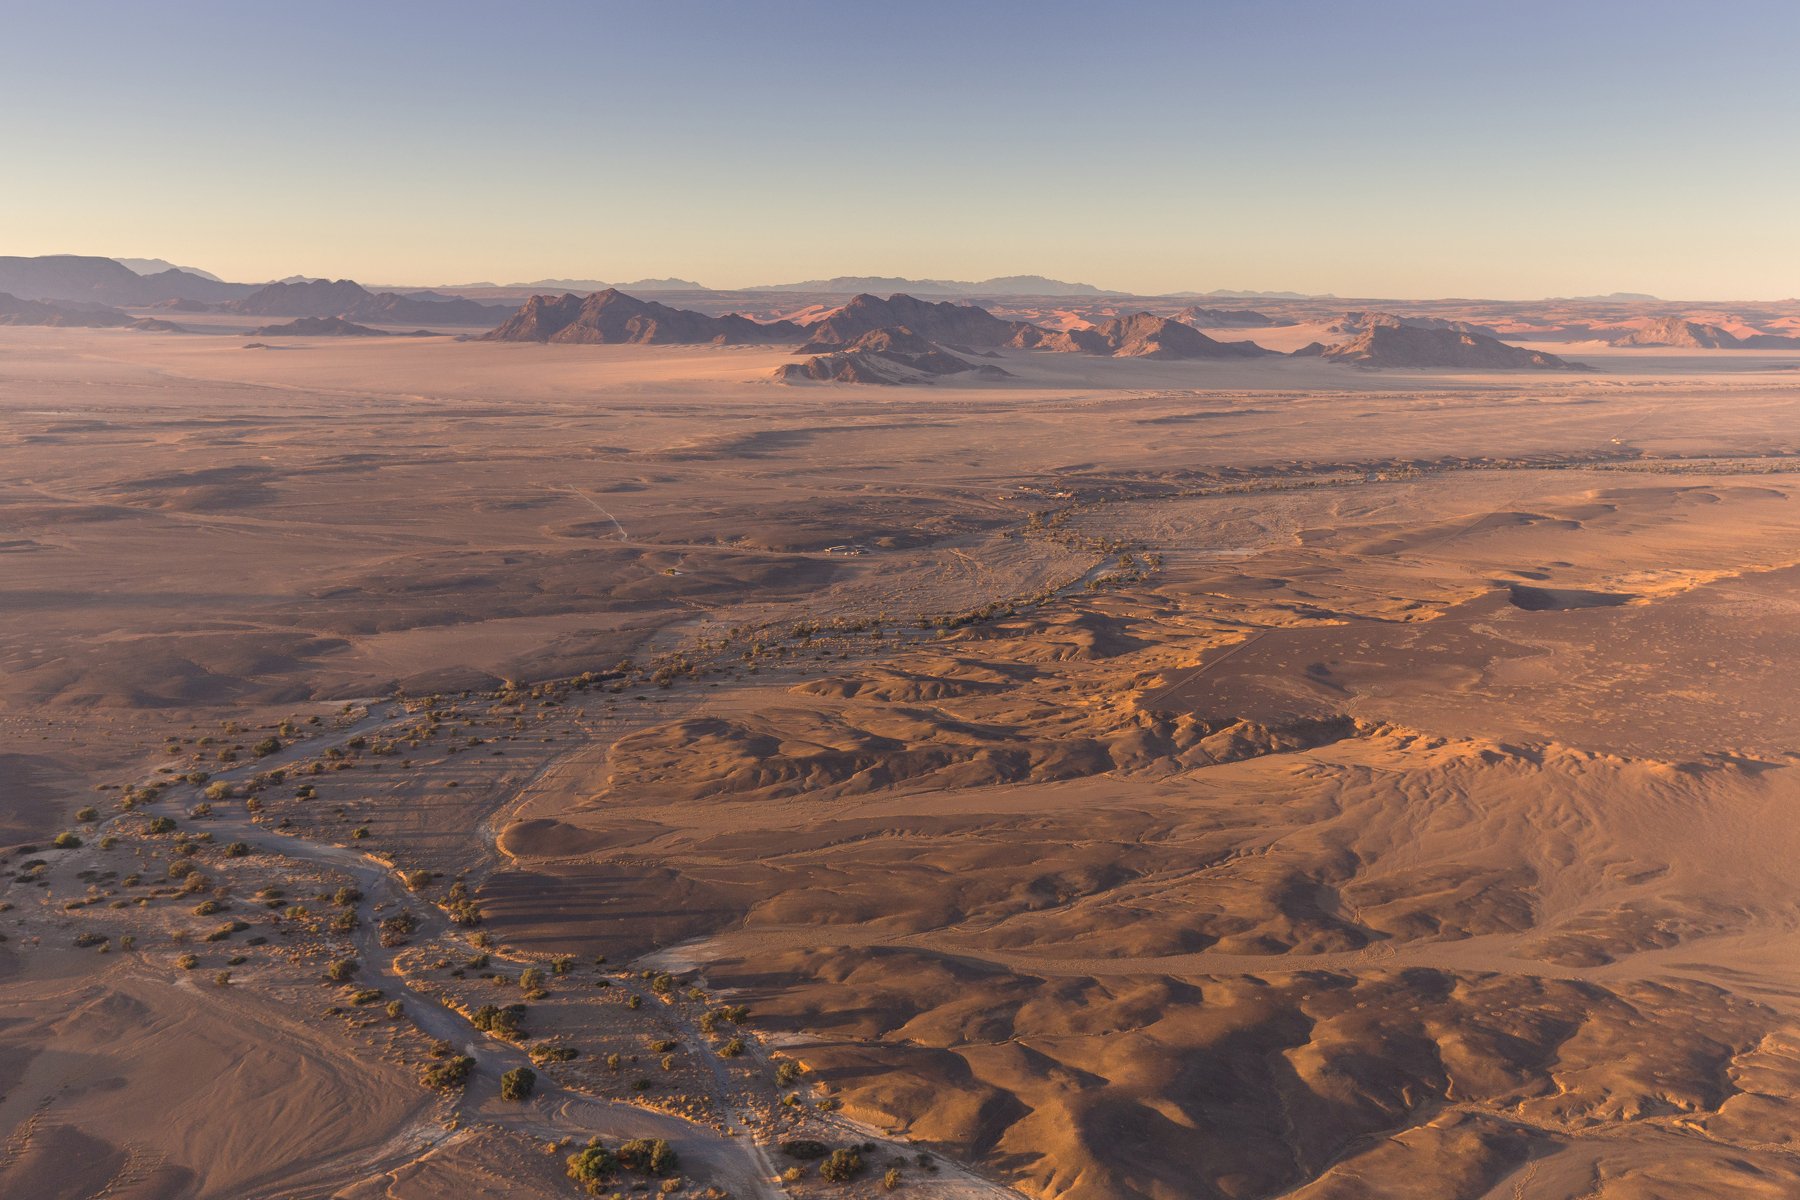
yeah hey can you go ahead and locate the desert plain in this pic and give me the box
[5,320,1800,1200]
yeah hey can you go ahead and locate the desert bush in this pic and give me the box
[566,1140,615,1190]
[500,1066,536,1100]
[648,1038,677,1053]
[386,999,404,1019]
[146,816,176,835]
[333,885,362,906]
[775,1059,802,1086]
[75,806,98,822]
[780,1140,829,1160]
[225,841,251,858]
[215,970,232,987]
[626,993,642,1010]
[176,953,199,970]
[718,1037,745,1058]
[52,832,81,849]
[531,1044,578,1064]
[326,957,357,982]
[883,1167,903,1191]
[820,1149,863,1183]
[420,1055,474,1091]
[252,736,281,757]
[617,1138,676,1175]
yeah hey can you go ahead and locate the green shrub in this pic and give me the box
[420,1055,474,1091]
[326,957,357,982]
[820,1149,863,1183]
[74,806,98,822]
[225,842,251,858]
[176,953,199,970]
[617,1138,676,1175]
[252,736,281,757]
[500,1066,536,1100]
[718,1037,745,1058]
[531,1044,578,1064]
[51,832,81,849]
[566,1140,615,1189]
[779,1140,830,1161]
[146,816,176,835]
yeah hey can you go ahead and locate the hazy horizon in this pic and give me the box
[5,0,1800,298]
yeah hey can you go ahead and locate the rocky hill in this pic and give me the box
[1176,306,1286,327]
[801,293,1034,347]
[1320,324,1587,369]
[246,316,432,337]
[0,291,134,327]
[227,279,502,325]
[1603,316,1800,349]
[777,326,1011,385]
[0,255,248,306]
[1020,313,1271,359]
[751,275,1103,297]
[1326,311,1498,338]
[483,289,803,344]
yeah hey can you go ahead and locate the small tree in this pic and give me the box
[500,1066,536,1101]
[820,1149,864,1184]
[420,1055,474,1091]
[567,1140,614,1192]
[618,1138,676,1176]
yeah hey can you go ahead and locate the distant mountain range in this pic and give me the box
[223,278,505,325]
[747,275,1106,297]
[114,258,224,281]
[0,255,248,305]
[501,277,707,293]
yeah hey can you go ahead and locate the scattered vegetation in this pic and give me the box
[500,1066,536,1101]
[820,1149,864,1183]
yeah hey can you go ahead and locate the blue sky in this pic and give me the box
[3,0,1797,296]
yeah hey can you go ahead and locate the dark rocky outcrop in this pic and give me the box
[1017,313,1271,359]
[484,289,803,344]
[228,279,502,325]
[800,293,1034,348]
[0,291,134,327]
[776,326,1012,385]
[1320,324,1587,370]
